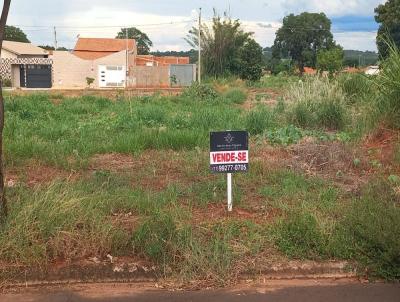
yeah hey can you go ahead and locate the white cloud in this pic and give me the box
[334,31,377,51]
[282,0,386,16]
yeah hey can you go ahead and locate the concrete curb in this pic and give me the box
[1,261,357,288]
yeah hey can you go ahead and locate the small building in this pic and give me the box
[0,41,53,88]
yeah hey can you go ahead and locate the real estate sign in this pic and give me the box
[210,131,249,173]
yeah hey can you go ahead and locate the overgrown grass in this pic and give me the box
[4,92,249,167]
[285,78,348,130]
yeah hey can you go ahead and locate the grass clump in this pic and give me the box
[223,88,247,104]
[274,212,326,259]
[285,77,347,130]
[338,73,371,102]
[374,41,400,128]
[245,106,276,135]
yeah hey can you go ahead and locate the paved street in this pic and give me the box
[2,279,400,302]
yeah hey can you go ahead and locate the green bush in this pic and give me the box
[182,82,219,102]
[1,77,12,87]
[223,88,247,104]
[245,106,276,135]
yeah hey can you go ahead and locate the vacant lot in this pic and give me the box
[0,72,399,286]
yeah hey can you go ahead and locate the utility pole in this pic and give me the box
[53,26,58,50]
[198,7,202,83]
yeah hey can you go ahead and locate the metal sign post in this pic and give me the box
[210,131,249,212]
[227,173,233,211]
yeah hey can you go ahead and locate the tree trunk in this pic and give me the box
[0,0,11,220]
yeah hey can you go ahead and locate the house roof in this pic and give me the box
[73,38,136,60]
[2,40,48,56]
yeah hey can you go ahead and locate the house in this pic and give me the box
[0,41,53,88]
[53,37,195,89]
[52,38,136,89]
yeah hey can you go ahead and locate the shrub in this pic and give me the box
[86,77,95,88]
[1,77,12,87]
[223,88,247,104]
[245,106,276,135]
[182,82,219,102]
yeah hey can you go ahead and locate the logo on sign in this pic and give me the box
[224,133,234,144]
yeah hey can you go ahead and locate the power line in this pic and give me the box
[11,20,196,29]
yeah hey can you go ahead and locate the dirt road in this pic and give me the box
[2,279,400,302]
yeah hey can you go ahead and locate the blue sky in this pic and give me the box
[6,0,385,51]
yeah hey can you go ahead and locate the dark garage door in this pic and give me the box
[25,64,52,88]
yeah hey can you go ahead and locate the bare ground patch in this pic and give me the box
[6,163,78,188]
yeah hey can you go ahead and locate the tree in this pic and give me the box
[39,45,68,51]
[116,27,152,55]
[375,0,400,59]
[272,12,335,74]
[185,13,254,78]
[0,0,11,220]
[317,46,344,77]
[5,25,29,42]
[237,39,264,81]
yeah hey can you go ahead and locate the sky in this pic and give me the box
[6,0,387,51]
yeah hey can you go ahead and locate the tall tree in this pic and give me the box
[185,14,254,78]
[375,0,400,59]
[116,27,152,55]
[0,0,12,220]
[272,12,335,74]
[5,25,29,42]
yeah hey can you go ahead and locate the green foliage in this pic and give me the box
[317,46,344,76]
[116,27,153,55]
[375,0,400,59]
[182,82,218,102]
[5,25,30,43]
[270,58,294,75]
[340,194,400,280]
[337,73,371,101]
[86,77,95,87]
[133,212,178,263]
[186,13,255,78]
[272,12,335,72]
[285,78,347,130]
[223,88,247,104]
[265,125,304,146]
[274,212,326,259]
[245,106,276,135]
[374,40,400,128]
[1,77,12,87]
[237,39,264,81]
